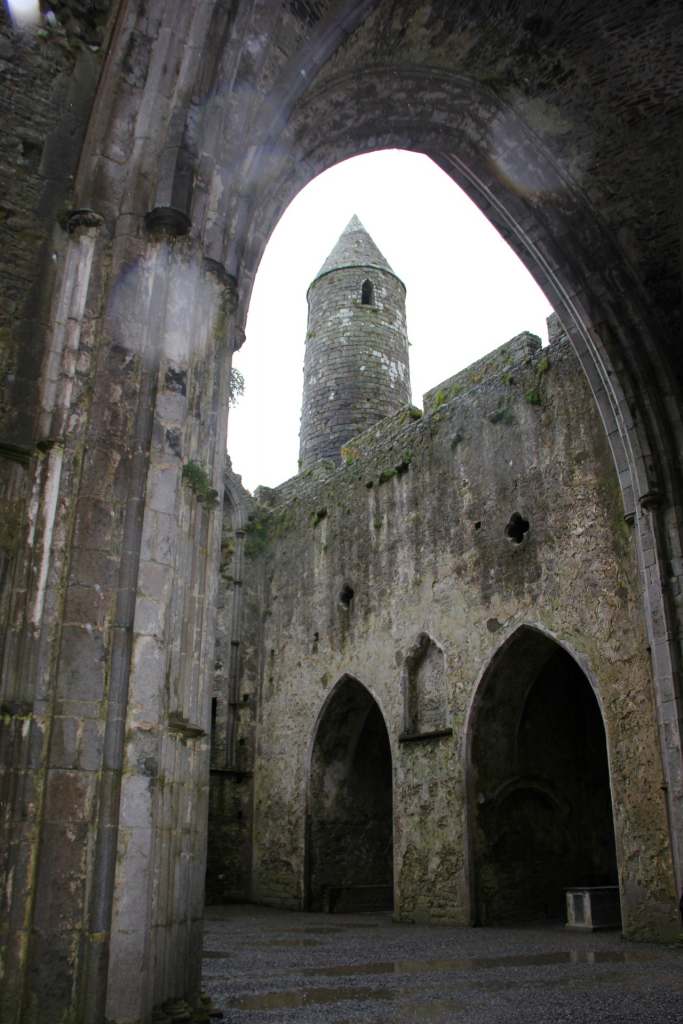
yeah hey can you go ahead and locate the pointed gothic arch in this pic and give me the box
[305,675,394,912]
[360,278,374,305]
[465,625,619,926]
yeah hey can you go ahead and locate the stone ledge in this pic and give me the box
[399,727,453,743]
[167,714,205,739]
[210,767,252,780]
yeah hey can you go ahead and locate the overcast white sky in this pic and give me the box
[229,150,553,492]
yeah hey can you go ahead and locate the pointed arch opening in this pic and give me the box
[467,627,619,926]
[228,149,552,491]
[360,278,374,305]
[306,675,393,912]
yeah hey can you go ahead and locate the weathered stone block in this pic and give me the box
[56,625,106,701]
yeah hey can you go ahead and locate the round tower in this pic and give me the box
[298,215,412,469]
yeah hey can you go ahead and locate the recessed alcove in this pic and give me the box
[469,628,619,926]
[307,677,393,912]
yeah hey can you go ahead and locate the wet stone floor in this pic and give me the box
[203,904,683,1023]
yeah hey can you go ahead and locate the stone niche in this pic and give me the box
[402,632,449,738]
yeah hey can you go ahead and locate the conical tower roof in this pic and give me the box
[310,214,402,287]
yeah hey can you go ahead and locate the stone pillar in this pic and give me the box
[101,239,236,1022]
[0,198,236,1022]
[0,208,107,1024]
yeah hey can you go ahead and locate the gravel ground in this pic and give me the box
[203,905,683,1023]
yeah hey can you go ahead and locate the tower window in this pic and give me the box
[361,279,374,305]
[210,697,217,746]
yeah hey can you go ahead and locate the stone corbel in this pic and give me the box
[144,206,192,237]
[167,713,206,740]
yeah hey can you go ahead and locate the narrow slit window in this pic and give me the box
[361,279,374,305]
[210,697,217,747]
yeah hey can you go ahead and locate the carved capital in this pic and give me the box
[640,489,663,511]
[66,208,104,233]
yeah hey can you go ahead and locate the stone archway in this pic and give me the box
[224,68,683,908]
[306,676,394,912]
[3,4,683,1020]
[467,627,619,926]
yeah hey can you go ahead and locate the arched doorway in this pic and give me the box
[306,676,394,912]
[468,627,619,926]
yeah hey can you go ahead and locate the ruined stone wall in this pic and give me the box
[207,465,257,904]
[1,1,682,1017]
[0,3,118,787]
[0,3,116,636]
[0,2,115,447]
[239,329,678,939]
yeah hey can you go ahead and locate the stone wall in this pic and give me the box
[0,23,118,957]
[234,327,678,938]
[207,464,257,904]
[0,1,114,449]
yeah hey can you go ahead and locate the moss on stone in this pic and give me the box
[244,508,271,557]
[182,461,219,508]
[219,533,235,581]
[0,499,24,552]
[488,406,514,425]
[272,509,296,538]
[395,450,412,475]
[525,354,550,407]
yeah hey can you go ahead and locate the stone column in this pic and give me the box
[1,193,236,1022]
[0,208,107,1024]
[101,234,236,1022]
